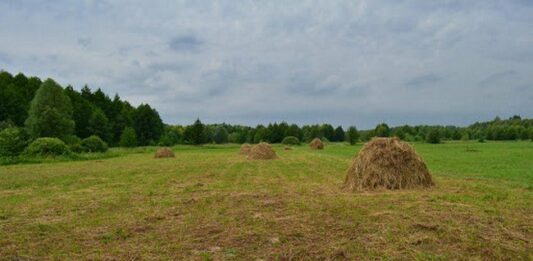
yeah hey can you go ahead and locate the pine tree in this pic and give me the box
[133,104,164,145]
[184,118,206,145]
[119,127,137,147]
[346,126,359,145]
[333,126,345,142]
[88,108,111,143]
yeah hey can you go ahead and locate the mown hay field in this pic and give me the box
[0,142,531,260]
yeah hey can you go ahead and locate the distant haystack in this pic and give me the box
[284,146,292,151]
[248,142,277,160]
[344,137,433,191]
[239,143,252,155]
[154,147,175,158]
[309,138,324,150]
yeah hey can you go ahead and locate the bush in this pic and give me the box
[0,127,30,157]
[81,135,108,152]
[62,134,81,145]
[26,137,70,156]
[282,136,300,145]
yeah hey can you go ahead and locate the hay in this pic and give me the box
[344,137,433,191]
[239,143,252,155]
[284,146,292,151]
[154,147,175,158]
[309,138,324,150]
[248,142,277,160]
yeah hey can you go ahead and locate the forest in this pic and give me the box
[1,70,532,153]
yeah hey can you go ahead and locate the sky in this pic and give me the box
[0,0,532,129]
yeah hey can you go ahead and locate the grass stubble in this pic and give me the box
[0,142,531,260]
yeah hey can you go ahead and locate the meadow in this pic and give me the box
[0,141,531,260]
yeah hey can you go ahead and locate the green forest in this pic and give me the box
[1,70,532,158]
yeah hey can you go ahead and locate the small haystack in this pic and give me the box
[309,138,324,150]
[248,142,277,160]
[344,137,433,191]
[284,146,292,151]
[154,147,175,158]
[239,143,252,155]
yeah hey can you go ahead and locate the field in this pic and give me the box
[0,142,531,260]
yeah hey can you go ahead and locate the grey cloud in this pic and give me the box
[0,0,532,128]
[168,35,203,52]
[77,37,91,47]
[405,74,442,89]
[478,70,517,87]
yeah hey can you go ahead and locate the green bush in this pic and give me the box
[62,134,81,145]
[26,137,70,156]
[0,127,30,157]
[62,135,83,153]
[81,135,108,153]
[281,136,300,145]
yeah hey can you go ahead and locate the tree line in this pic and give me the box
[1,70,532,152]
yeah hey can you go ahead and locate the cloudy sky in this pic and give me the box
[1,0,532,128]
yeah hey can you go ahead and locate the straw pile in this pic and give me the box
[309,138,324,150]
[248,142,277,160]
[239,143,252,155]
[154,147,175,158]
[344,137,433,191]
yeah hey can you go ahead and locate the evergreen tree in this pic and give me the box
[333,126,345,142]
[119,127,137,147]
[184,118,206,145]
[133,104,164,146]
[346,126,359,145]
[321,124,335,141]
[374,123,391,137]
[64,86,94,138]
[88,108,111,143]
[25,79,74,139]
[286,124,303,140]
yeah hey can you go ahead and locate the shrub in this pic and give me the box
[81,135,108,152]
[0,127,30,157]
[62,135,83,152]
[62,134,81,145]
[26,137,69,156]
[281,136,300,145]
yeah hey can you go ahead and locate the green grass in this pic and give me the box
[0,141,531,259]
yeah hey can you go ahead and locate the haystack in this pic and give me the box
[309,138,324,150]
[284,146,292,151]
[154,147,175,158]
[344,137,433,191]
[239,143,252,155]
[248,142,277,160]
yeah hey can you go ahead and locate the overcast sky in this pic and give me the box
[1,0,532,128]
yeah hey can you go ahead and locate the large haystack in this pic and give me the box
[239,143,252,155]
[248,142,277,160]
[309,138,324,150]
[344,137,433,191]
[154,147,175,158]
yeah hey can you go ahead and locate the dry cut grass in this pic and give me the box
[0,142,531,260]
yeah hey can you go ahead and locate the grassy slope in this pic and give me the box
[0,142,531,260]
